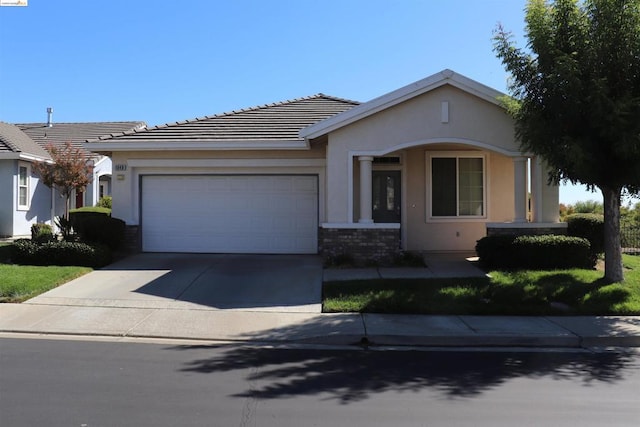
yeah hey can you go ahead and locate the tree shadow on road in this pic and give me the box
[167,345,638,404]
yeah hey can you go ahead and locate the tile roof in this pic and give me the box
[17,121,146,153]
[0,122,52,159]
[90,94,359,144]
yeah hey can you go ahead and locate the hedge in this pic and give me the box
[476,234,593,270]
[70,212,125,250]
[565,213,604,255]
[69,206,111,216]
[12,239,112,268]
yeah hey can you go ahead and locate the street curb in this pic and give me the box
[2,328,639,349]
[362,334,583,348]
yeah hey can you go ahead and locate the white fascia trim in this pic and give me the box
[349,138,522,158]
[84,140,310,152]
[127,158,325,168]
[301,69,506,140]
[321,223,401,229]
[93,155,109,168]
[18,153,52,163]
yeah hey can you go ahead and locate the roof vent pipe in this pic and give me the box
[46,107,53,127]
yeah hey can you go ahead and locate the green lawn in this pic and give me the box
[323,254,640,315]
[0,264,91,303]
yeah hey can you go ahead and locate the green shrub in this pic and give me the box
[69,206,111,217]
[12,239,37,261]
[30,223,55,244]
[70,210,107,232]
[476,234,593,270]
[72,215,125,250]
[566,213,604,254]
[513,235,593,269]
[475,235,516,268]
[0,243,13,263]
[54,216,73,241]
[12,239,111,268]
[96,196,112,209]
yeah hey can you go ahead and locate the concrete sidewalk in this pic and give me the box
[1,252,639,348]
[1,301,639,348]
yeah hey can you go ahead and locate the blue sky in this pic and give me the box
[0,0,619,204]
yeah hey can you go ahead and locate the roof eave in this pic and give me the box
[84,140,311,152]
[0,153,53,162]
[300,69,506,140]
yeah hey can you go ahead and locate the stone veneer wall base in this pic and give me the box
[121,225,141,254]
[319,226,401,266]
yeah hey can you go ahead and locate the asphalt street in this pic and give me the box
[1,337,639,426]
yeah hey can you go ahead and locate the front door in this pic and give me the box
[75,191,84,208]
[372,170,401,223]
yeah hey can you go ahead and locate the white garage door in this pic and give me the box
[141,175,318,254]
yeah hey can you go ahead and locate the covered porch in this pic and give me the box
[320,144,565,265]
[300,70,567,264]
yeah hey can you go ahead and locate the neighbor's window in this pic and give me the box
[18,163,30,210]
[430,155,485,218]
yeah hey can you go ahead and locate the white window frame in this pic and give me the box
[426,151,488,222]
[17,162,31,210]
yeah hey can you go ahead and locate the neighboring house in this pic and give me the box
[87,70,565,262]
[0,122,53,237]
[17,119,146,209]
[0,118,145,237]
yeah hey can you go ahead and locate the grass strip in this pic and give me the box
[0,265,92,303]
[323,254,640,315]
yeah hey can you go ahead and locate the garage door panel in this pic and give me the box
[142,175,317,254]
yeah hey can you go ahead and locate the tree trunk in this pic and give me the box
[602,186,624,283]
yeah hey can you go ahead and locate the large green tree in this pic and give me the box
[493,0,640,282]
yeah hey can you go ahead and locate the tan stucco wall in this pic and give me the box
[331,86,517,153]
[344,146,516,251]
[110,146,327,226]
[327,85,518,227]
[401,147,515,251]
[326,84,519,226]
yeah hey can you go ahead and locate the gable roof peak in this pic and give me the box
[301,69,505,140]
[0,121,52,160]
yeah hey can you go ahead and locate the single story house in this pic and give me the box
[0,116,145,237]
[87,70,565,262]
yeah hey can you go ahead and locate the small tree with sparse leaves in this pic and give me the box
[33,141,94,238]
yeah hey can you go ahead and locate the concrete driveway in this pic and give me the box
[27,253,324,313]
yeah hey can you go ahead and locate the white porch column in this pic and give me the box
[358,156,374,224]
[530,156,543,223]
[513,156,528,223]
[534,157,561,223]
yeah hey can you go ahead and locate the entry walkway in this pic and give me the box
[323,252,487,281]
